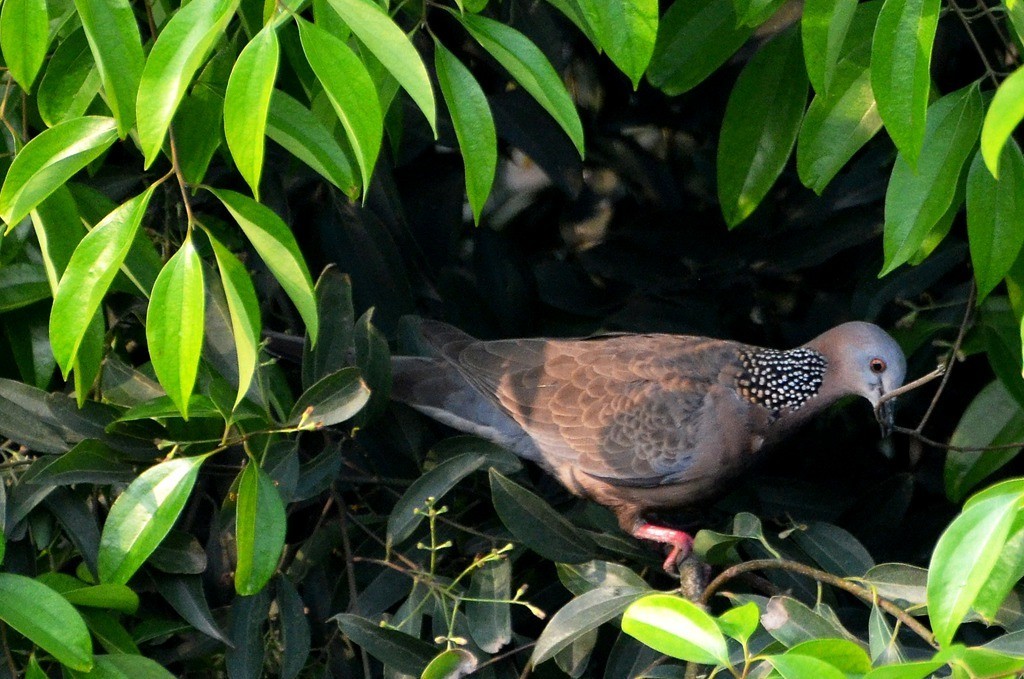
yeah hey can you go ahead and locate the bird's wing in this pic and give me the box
[449,334,745,487]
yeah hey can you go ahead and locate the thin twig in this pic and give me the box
[475,641,537,671]
[0,623,15,678]
[700,559,937,648]
[336,492,371,679]
[875,365,946,408]
[916,282,975,434]
[949,0,1002,87]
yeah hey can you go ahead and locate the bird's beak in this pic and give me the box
[876,396,895,437]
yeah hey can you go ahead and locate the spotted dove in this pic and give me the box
[391,320,906,569]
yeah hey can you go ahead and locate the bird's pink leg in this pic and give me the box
[632,522,693,572]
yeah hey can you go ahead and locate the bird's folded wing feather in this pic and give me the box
[442,334,745,487]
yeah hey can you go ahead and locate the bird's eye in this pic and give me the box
[869,358,887,374]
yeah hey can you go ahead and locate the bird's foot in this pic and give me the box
[631,522,693,572]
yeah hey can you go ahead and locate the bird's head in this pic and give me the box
[806,322,906,434]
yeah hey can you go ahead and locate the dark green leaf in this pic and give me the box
[761,596,851,647]
[945,380,1024,501]
[154,575,230,643]
[489,469,597,563]
[646,0,752,95]
[789,521,874,576]
[21,440,134,486]
[717,30,807,227]
[467,558,512,653]
[226,589,272,679]
[79,654,177,678]
[289,366,370,428]
[333,613,437,676]
[276,576,310,679]
[388,453,486,546]
[148,530,208,575]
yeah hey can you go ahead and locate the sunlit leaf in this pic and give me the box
[621,593,729,665]
[225,25,280,199]
[0,574,92,671]
[235,461,287,595]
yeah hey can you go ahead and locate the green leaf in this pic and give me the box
[333,613,436,676]
[225,25,280,199]
[717,29,808,227]
[434,42,497,225]
[467,559,512,654]
[870,0,940,165]
[388,453,487,546]
[863,659,946,679]
[98,455,209,585]
[945,381,1024,501]
[968,144,1024,302]
[297,17,383,191]
[205,229,262,408]
[881,83,984,276]
[324,0,436,133]
[173,48,231,185]
[78,654,177,678]
[621,593,729,665]
[266,90,359,199]
[422,649,478,679]
[40,578,139,614]
[0,0,49,90]
[458,13,585,157]
[147,238,206,418]
[532,587,649,666]
[50,186,156,377]
[927,492,1022,646]
[796,2,883,193]
[982,66,1024,177]
[864,563,928,612]
[557,560,651,596]
[801,0,859,93]
[575,0,657,87]
[302,268,354,389]
[717,602,760,644]
[646,0,752,96]
[785,638,872,672]
[136,0,240,167]
[0,116,119,228]
[209,188,319,344]
[353,308,390,425]
[235,461,287,595]
[37,28,102,127]
[769,654,847,679]
[0,573,93,671]
[73,0,145,136]
[488,469,597,563]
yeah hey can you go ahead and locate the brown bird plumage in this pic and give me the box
[392,320,906,569]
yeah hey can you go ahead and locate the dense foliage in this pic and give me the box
[1,0,1024,676]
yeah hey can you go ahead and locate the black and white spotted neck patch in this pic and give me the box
[735,347,828,413]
